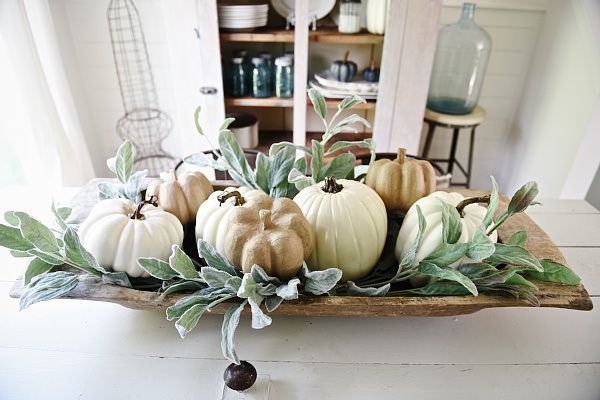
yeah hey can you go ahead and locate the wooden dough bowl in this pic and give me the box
[9,181,593,317]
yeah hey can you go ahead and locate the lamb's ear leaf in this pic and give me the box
[221,301,247,364]
[308,88,327,120]
[482,176,499,228]
[114,140,134,184]
[19,271,79,310]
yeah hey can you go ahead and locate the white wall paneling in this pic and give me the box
[292,0,309,147]
[374,0,442,154]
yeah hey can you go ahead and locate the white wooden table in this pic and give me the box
[1,188,599,399]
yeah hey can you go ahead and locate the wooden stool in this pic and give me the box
[420,105,486,188]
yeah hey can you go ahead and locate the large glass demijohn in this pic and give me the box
[427,3,491,115]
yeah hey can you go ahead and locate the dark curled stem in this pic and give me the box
[130,195,158,220]
[321,176,344,194]
[217,191,246,206]
[456,195,491,217]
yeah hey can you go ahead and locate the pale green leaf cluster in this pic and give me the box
[100,140,148,203]
[184,92,375,197]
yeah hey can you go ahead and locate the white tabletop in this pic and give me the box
[0,188,599,399]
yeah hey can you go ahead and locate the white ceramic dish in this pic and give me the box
[309,80,378,100]
[271,0,336,20]
[314,70,379,94]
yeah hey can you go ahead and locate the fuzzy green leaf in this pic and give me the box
[275,278,301,300]
[201,266,233,288]
[63,227,105,275]
[193,106,204,135]
[440,200,462,244]
[137,257,179,280]
[507,231,528,247]
[310,140,325,182]
[0,223,33,251]
[467,227,496,260]
[197,239,238,276]
[169,245,199,279]
[218,130,257,189]
[20,271,79,310]
[221,301,247,364]
[102,272,132,288]
[338,94,366,111]
[114,140,134,184]
[255,153,270,193]
[322,152,356,180]
[417,262,478,296]
[485,243,543,272]
[508,181,539,215]
[24,258,54,285]
[14,212,59,253]
[424,242,469,266]
[525,259,581,285]
[269,145,296,191]
[346,281,390,296]
[308,88,327,120]
[299,265,342,295]
[481,176,499,228]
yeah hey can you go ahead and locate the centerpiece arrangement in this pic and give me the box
[0,90,588,392]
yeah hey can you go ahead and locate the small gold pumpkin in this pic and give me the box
[223,198,313,280]
[147,169,213,225]
[365,148,436,212]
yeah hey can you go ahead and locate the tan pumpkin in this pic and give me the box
[147,169,213,225]
[365,148,436,212]
[223,198,313,280]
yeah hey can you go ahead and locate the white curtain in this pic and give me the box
[0,0,95,189]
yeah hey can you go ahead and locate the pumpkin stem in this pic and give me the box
[343,50,349,64]
[455,195,491,217]
[130,195,158,220]
[369,45,376,69]
[395,148,407,164]
[259,210,271,231]
[321,176,344,194]
[217,190,246,207]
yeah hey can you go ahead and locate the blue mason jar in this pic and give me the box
[258,51,274,95]
[221,57,231,96]
[230,57,248,97]
[251,57,270,98]
[275,56,293,98]
[427,3,491,114]
[233,49,252,93]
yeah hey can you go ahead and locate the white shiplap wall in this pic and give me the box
[50,0,547,187]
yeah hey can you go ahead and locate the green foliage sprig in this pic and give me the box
[0,205,132,310]
[336,178,580,305]
[99,140,147,202]
[184,90,375,197]
[137,239,342,364]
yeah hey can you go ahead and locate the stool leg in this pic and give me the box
[447,127,460,175]
[421,121,436,159]
[466,126,476,189]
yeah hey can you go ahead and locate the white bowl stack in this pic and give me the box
[218,2,269,30]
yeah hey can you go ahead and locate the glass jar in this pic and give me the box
[275,56,293,98]
[221,57,231,96]
[257,51,274,95]
[233,49,252,91]
[427,3,492,115]
[229,57,248,97]
[251,57,270,98]
[339,0,362,34]
[283,50,294,64]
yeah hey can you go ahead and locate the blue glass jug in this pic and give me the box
[427,3,491,115]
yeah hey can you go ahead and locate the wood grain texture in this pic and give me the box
[8,186,593,316]
[219,28,384,45]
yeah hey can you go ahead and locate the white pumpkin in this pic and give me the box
[395,191,498,272]
[293,177,388,282]
[195,187,271,256]
[78,198,184,278]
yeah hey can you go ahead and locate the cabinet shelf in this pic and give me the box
[220,27,383,45]
[225,96,376,110]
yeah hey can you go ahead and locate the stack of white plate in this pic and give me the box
[310,70,378,99]
[218,2,269,30]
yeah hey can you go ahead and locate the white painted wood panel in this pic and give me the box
[528,214,600,247]
[292,0,308,147]
[1,347,599,400]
